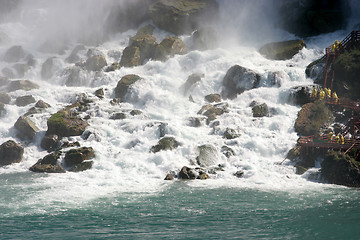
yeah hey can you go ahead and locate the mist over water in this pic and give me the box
[0,0,359,221]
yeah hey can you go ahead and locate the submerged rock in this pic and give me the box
[64,147,95,168]
[179,166,197,179]
[29,151,65,173]
[252,103,269,118]
[0,140,24,167]
[221,65,261,99]
[196,144,219,167]
[183,73,204,95]
[150,137,181,153]
[259,40,306,60]
[85,54,107,71]
[154,37,187,61]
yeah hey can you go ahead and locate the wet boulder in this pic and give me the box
[64,147,95,171]
[198,102,228,123]
[221,65,261,99]
[85,54,107,71]
[196,144,219,167]
[221,145,235,158]
[41,134,59,151]
[7,80,39,92]
[14,116,39,140]
[29,151,66,173]
[288,85,314,106]
[154,37,187,61]
[114,74,141,100]
[35,100,51,108]
[0,140,24,167]
[62,66,86,87]
[41,57,61,80]
[3,45,25,62]
[15,95,35,107]
[119,46,141,67]
[321,150,360,187]
[205,93,221,103]
[224,128,241,139]
[179,166,197,179]
[150,137,181,153]
[252,103,269,117]
[295,100,333,136]
[259,40,306,60]
[130,34,158,64]
[46,109,89,138]
[149,0,219,35]
[183,73,204,95]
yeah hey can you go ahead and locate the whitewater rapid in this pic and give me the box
[0,1,356,213]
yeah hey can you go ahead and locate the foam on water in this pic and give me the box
[0,1,358,214]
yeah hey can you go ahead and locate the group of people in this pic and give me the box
[311,87,338,102]
[331,40,342,53]
[328,131,345,145]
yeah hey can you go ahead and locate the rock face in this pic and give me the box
[295,100,333,136]
[154,37,187,61]
[7,80,39,92]
[0,140,24,167]
[14,116,39,140]
[150,137,180,153]
[259,40,306,60]
[46,109,89,138]
[149,0,219,35]
[278,0,350,37]
[221,65,261,99]
[321,150,360,187]
[114,74,141,100]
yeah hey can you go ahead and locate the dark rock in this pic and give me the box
[164,173,175,180]
[60,141,81,149]
[94,88,104,99]
[187,117,205,127]
[179,166,197,179]
[3,45,25,62]
[130,109,142,116]
[196,144,219,167]
[7,80,39,92]
[130,25,155,42]
[29,151,65,173]
[150,136,180,153]
[221,145,235,158]
[198,102,228,123]
[321,150,360,187]
[35,100,51,108]
[224,128,241,139]
[183,73,204,94]
[114,74,141,100]
[295,100,333,136]
[288,85,314,106]
[14,116,39,140]
[259,40,306,60]
[154,37,187,61]
[105,62,121,72]
[0,92,11,104]
[149,0,219,35]
[0,140,24,167]
[119,46,141,67]
[221,65,261,99]
[41,134,59,151]
[252,103,269,118]
[205,94,221,103]
[69,161,94,172]
[234,170,244,178]
[130,34,158,63]
[64,147,95,168]
[85,55,107,71]
[15,95,35,107]
[46,109,89,138]
[110,112,126,120]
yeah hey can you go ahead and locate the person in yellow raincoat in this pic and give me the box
[332,91,338,103]
[340,134,344,144]
[312,87,317,98]
[319,88,325,100]
[325,88,331,99]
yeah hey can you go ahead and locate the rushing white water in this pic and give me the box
[0,0,357,211]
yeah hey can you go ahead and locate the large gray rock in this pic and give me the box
[149,0,219,35]
[119,46,141,67]
[252,103,269,118]
[259,40,306,60]
[85,55,107,71]
[3,45,25,62]
[154,37,187,61]
[130,34,158,64]
[0,140,24,167]
[7,80,39,92]
[29,151,66,173]
[62,66,86,87]
[114,74,141,100]
[221,65,261,99]
[14,116,40,140]
[150,137,181,153]
[15,95,35,107]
